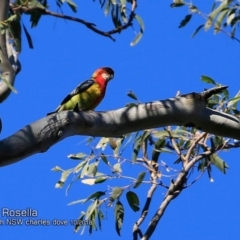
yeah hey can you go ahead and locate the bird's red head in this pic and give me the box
[92,67,114,82]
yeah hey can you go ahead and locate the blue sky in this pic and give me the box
[1,1,240,239]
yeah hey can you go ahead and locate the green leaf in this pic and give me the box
[152,138,166,162]
[105,0,111,16]
[214,9,229,33]
[113,163,122,173]
[28,0,45,9]
[51,166,64,172]
[114,201,124,236]
[111,187,124,199]
[120,4,127,23]
[95,176,108,184]
[29,0,47,28]
[113,138,125,156]
[204,0,229,31]
[173,0,185,4]
[127,90,138,101]
[89,207,97,233]
[86,200,98,221]
[227,94,240,108]
[178,14,192,28]
[229,15,240,27]
[73,213,85,233]
[134,14,145,32]
[226,13,235,25]
[55,168,73,188]
[108,137,125,156]
[153,129,190,141]
[126,191,140,212]
[97,210,104,230]
[74,160,87,173]
[130,32,143,46]
[66,0,77,12]
[22,23,33,49]
[191,24,204,38]
[108,137,118,149]
[211,1,216,11]
[0,75,18,93]
[132,136,141,162]
[80,160,89,178]
[211,136,223,148]
[30,12,42,28]
[170,3,185,8]
[0,23,7,34]
[100,153,109,165]
[211,154,229,174]
[156,147,173,154]
[111,5,118,28]
[109,187,124,206]
[226,8,236,25]
[201,75,216,85]
[96,137,109,150]
[133,171,146,189]
[68,152,86,160]
[5,14,18,23]
[120,0,126,5]
[183,140,191,149]
[132,131,151,162]
[68,198,87,206]
[87,162,98,177]
[84,191,105,203]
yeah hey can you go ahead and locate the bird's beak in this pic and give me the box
[110,74,114,80]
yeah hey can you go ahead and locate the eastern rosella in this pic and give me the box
[47,67,114,115]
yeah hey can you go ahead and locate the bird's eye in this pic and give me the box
[102,73,112,80]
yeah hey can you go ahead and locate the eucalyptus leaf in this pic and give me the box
[191,24,204,38]
[84,191,105,203]
[178,14,192,28]
[114,201,124,236]
[133,171,146,188]
[0,75,18,93]
[126,191,140,212]
[68,152,86,160]
[130,32,143,46]
[201,75,216,85]
[95,176,108,184]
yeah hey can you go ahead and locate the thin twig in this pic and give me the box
[142,171,186,240]
[183,2,240,43]
[133,174,158,240]
[165,127,185,161]
[10,1,137,41]
[185,132,208,166]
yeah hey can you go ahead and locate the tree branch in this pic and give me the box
[142,171,186,240]
[0,0,16,103]
[141,131,216,240]
[1,88,240,167]
[10,1,137,42]
[133,162,158,239]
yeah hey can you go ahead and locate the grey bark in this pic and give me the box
[0,91,239,167]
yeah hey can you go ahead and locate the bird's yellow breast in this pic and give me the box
[64,82,103,110]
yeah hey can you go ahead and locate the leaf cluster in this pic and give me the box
[171,0,240,42]
[51,81,240,236]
